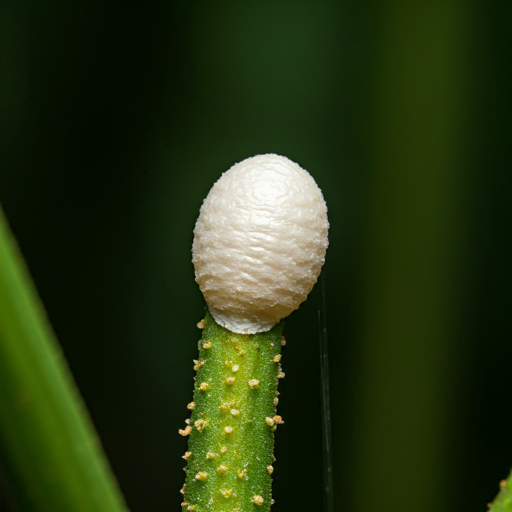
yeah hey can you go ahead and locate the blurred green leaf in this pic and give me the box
[0,204,129,512]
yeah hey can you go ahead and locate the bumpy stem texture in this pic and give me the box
[489,471,512,512]
[180,311,285,512]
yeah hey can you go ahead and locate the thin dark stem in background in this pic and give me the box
[319,273,334,512]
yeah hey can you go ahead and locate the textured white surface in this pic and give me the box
[192,154,328,334]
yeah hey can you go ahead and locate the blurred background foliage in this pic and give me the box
[0,3,511,512]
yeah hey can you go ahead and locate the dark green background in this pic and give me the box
[1,3,511,512]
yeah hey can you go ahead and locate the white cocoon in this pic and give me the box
[192,154,329,334]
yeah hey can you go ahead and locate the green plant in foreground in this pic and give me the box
[2,150,512,511]
[179,154,329,511]
[180,311,284,510]
[0,203,128,512]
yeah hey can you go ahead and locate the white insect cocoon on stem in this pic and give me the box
[192,154,329,334]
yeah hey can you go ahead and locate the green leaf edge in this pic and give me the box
[0,203,129,512]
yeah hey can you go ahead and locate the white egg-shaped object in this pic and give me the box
[192,154,329,334]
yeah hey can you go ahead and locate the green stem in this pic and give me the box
[489,473,512,512]
[181,311,285,512]
[0,204,129,512]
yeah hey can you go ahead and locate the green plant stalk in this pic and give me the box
[181,311,285,512]
[489,472,512,512]
[0,204,129,512]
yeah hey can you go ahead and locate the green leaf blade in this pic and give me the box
[0,204,129,512]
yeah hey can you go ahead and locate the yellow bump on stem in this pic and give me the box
[273,415,284,425]
[273,397,279,406]
[270,342,275,347]
[187,401,195,410]
[217,464,228,475]
[219,403,229,413]
[277,371,285,379]
[180,487,185,495]
[265,417,275,427]
[281,336,286,346]
[220,446,227,453]
[237,468,247,479]
[193,360,206,371]
[273,354,282,363]
[226,377,235,386]
[267,465,274,475]
[194,419,206,433]
[181,501,189,507]
[179,426,192,436]
[220,488,233,498]
[271,499,276,505]
[197,319,205,329]
[187,505,196,511]
[224,426,234,434]
[248,379,260,388]
[195,472,208,481]
[199,382,209,391]
[253,495,264,506]
[272,455,276,462]
[203,340,211,349]
[206,452,218,460]
[231,364,239,372]
[182,451,192,460]
[230,408,240,416]
[185,419,190,424]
